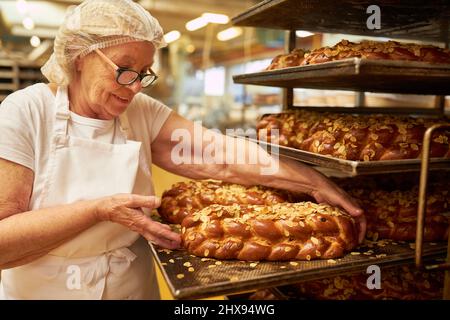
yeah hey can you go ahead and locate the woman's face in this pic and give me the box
[74,41,155,120]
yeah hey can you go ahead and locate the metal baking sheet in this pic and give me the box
[150,239,446,300]
[232,58,450,95]
[232,0,450,43]
[246,137,450,177]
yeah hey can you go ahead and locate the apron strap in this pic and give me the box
[54,86,71,136]
[54,85,133,141]
[118,112,133,140]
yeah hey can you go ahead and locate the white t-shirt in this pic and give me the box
[0,83,172,206]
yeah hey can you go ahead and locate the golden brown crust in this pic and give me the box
[158,180,303,224]
[266,48,306,70]
[291,265,444,300]
[257,110,450,161]
[336,174,450,242]
[181,202,358,261]
[266,39,450,70]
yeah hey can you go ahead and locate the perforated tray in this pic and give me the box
[247,137,450,177]
[150,239,446,299]
[233,58,450,95]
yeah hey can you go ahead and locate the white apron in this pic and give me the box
[0,86,159,299]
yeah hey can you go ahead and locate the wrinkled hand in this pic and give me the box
[311,180,366,244]
[94,194,181,249]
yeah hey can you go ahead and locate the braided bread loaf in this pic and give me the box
[257,110,450,161]
[291,265,444,300]
[266,39,450,70]
[158,180,301,224]
[266,48,306,70]
[348,185,449,242]
[181,202,358,261]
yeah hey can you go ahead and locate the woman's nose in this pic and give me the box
[128,79,142,93]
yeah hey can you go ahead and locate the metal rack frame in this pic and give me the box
[230,0,450,300]
[0,59,44,103]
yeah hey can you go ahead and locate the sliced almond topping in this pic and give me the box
[327,259,337,264]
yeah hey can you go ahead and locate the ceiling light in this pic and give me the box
[164,30,181,44]
[202,13,229,24]
[296,30,314,38]
[16,0,28,14]
[185,17,208,31]
[217,27,242,41]
[22,17,34,30]
[30,35,41,47]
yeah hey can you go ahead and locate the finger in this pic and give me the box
[355,215,367,244]
[340,196,364,217]
[145,231,181,249]
[142,218,182,242]
[313,190,363,217]
[124,195,161,209]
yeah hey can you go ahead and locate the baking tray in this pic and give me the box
[150,239,446,300]
[232,58,450,95]
[246,137,450,177]
[232,0,450,43]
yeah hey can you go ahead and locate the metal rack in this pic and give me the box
[151,240,447,299]
[233,58,450,96]
[247,137,450,176]
[231,0,450,299]
[0,59,45,103]
[232,0,450,114]
[151,1,450,300]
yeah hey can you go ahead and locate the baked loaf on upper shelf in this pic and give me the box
[158,180,302,224]
[266,48,307,70]
[181,202,358,261]
[290,265,444,300]
[266,39,450,70]
[257,110,450,161]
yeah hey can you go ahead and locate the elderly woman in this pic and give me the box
[0,0,365,300]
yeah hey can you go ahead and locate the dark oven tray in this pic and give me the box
[246,137,450,177]
[150,239,446,299]
[232,58,450,95]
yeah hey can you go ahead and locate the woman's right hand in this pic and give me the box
[94,194,181,249]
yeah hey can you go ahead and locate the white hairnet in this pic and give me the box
[42,0,167,85]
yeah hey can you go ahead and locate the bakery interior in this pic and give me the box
[0,0,449,300]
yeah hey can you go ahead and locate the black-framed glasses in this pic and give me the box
[95,48,158,88]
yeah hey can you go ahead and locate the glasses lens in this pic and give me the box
[140,74,157,87]
[117,70,138,85]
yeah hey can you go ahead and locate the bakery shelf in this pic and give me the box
[0,71,15,79]
[232,0,450,43]
[233,58,450,95]
[245,137,450,177]
[0,83,16,91]
[151,240,446,300]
